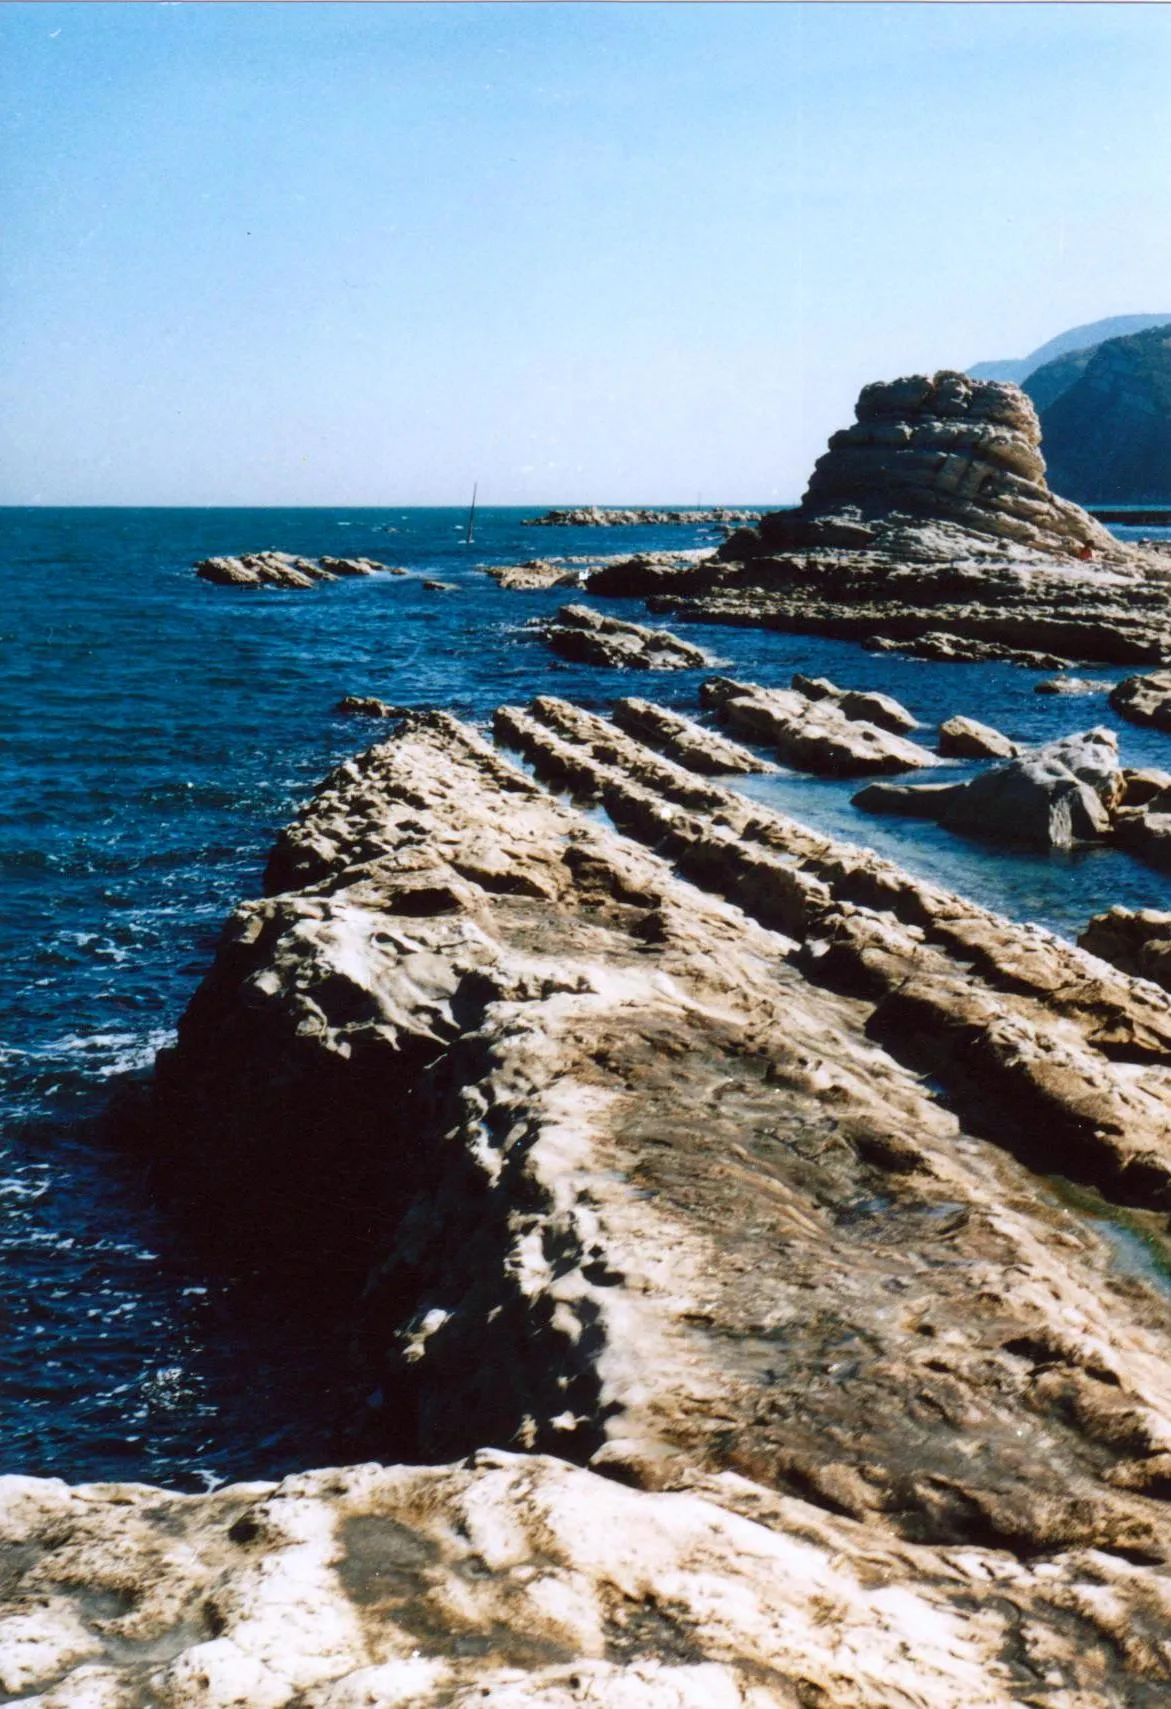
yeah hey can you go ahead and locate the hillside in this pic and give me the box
[1039,321,1171,503]
[970,312,1171,385]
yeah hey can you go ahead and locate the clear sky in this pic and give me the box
[2,1,1169,506]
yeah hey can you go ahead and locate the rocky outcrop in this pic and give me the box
[484,558,589,590]
[790,672,918,735]
[700,675,937,775]
[1039,322,1171,504]
[335,696,409,719]
[610,696,775,775]
[51,699,1171,1699]
[196,553,391,590]
[1110,669,1171,731]
[937,714,1019,759]
[575,375,1171,667]
[855,728,1122,849]
[766,371,1118,559]
[1080,906,1171,994]
[543,604,711,670]
[525,507,760,528]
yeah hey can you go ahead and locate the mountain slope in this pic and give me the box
[970,313,1171,385]
[1039,321,1171,503]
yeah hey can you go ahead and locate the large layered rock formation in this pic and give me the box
[580,373,1171,665]
[14,705,1171,1701]
[767,370,1117,559]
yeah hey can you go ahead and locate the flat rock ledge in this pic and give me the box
[28,703,1171,1704]
[196,554,393,590]
[581,376,1171,667]
[542,603,711,670]
[701,674,937,775]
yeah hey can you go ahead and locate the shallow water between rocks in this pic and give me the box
[2,505,1170,1489]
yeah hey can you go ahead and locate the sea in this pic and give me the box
[3,504,1171,1492]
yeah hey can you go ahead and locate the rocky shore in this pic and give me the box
[572,374,1171,666]
[524,506,761,528]
[10,698,1171,1703]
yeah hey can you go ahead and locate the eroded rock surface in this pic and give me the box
[700,675,937,775]
[196,554,390,590]
[611,696,775,775]
[47,703,1171,1702]
[16,1450,1171,1708]
[543,604,711,670]
[1080,907,1171,994]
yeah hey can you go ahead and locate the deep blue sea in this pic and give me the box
[3,505,1171,1491]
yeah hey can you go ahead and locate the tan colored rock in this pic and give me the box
[79,703,1171,1698]
[335,696,409,720]
[1110,669,1171,731]
[543,604,711,670]
[14,1450,1170,1708]
[1035,676,1113,695]
[575,377,1171,667]
[937,714,1019,759]
[790,672,919,734]
[1080,906,1171,993]
[700,675,937,775]
[484,558,586,590]
[195,553,386,590]
[610,697,774,775]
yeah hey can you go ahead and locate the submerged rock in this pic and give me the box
[543,603,711,670]
[196,552,388,589]
[701,675,937,775]
[1035,676,1113,695]
[937,714,1019,759]
[1110,669,1171,731]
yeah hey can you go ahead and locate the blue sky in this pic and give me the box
[2,2,1169,505]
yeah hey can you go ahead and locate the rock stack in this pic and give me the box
[577,374,1171,665]
[766,370,1118,559]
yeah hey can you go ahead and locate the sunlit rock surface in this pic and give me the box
[20,705,1171,1704]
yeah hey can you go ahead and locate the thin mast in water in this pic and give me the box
[465,483,478,546]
